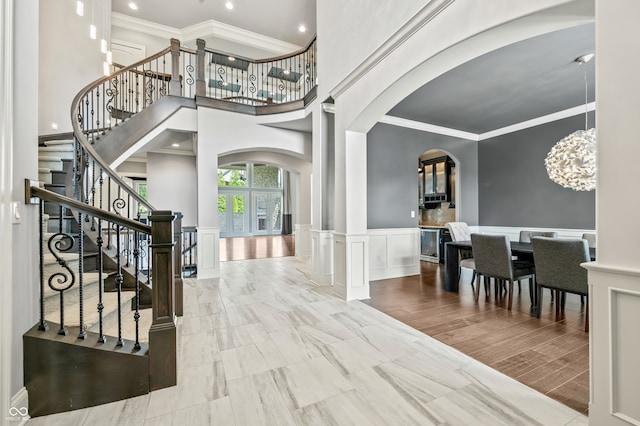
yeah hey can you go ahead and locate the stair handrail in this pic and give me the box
[69,48,169,212]
[27,182,151,234]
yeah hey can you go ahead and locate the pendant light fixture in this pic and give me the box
[544,54,596,191]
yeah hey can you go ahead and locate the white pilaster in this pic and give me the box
[332,233,370,301]
[196,227,220,279]
[294,224,311,256]
[588,1,640,424]
[310,229,333,285]
[0,0,14,420]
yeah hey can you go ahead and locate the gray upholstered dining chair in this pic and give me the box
[519,230,558,243]
[518,230,558,297]
[445,222,476,289]
[531,237,590,332]
[581,232,596,248]
[470,233,535,311]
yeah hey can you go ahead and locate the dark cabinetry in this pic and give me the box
[420,156,453,205]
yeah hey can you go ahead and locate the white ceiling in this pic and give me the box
[111,0,317,47]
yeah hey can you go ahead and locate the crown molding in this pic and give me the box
[379,102,597,141]
[379,115,478,141]
[477,102,596,140]
[111,12,301,55]
[181,20,301,55]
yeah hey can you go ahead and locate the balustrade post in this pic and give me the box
[196,39,206,97]
[148,210,177,391]
[173,212,184,317]
[169,38,181,96]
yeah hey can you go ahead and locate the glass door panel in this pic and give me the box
[255,194,268,233]
[271,194,282,233]
[231,194,246,233]
[218,195,227,234]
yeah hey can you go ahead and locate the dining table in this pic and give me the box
[444,240,597,292]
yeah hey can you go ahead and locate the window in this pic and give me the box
[135,181,148,215]
[218,164,247,187]
[252,164,281,188]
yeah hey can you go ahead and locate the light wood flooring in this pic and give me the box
[364,260,590,415]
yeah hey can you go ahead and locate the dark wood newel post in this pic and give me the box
[169,38,181,96]
[196,38,206,96]
[174,212,184,317]
[148,210,177,391]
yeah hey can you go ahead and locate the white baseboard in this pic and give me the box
[9,387,29,424]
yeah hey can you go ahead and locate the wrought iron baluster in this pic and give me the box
[106,177,112,249]
[97,169,105,343]
[133,231,141,350]
[48,230,76,336]
[38,200,48,331]
[115,224,123,347]
[77,211,86,339]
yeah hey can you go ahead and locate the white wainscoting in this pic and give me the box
[368,228,420,281]
[295,224,311,256]
[197,227,220,279]
[333,233,370,301]
[310,229,333,286]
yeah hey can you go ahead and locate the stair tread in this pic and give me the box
[41,139,74,146]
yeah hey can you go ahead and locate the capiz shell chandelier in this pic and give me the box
[544,128,596,191]
[545,53,596,192]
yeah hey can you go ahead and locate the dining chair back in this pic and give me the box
[470,233,535,310]
[446,222,472,241]
[519,230,558,243]
[581,232,596,248]
[531,237,590,331]
[445,222,476,288]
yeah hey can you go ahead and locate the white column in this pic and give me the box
[294,166,312,256]
[587,1,640,424]
[332,105,370,300]
[310,103,334,284]
[1,0,15,420]
[196,109,220,279]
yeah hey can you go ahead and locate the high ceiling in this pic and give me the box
[113,3,594,154]
[111,0,317,47]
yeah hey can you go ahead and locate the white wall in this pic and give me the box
[39,0,109,134]
[111,25,170,57]
[316,0,426,99]
[146,153,197,226]
[197,108,312,228]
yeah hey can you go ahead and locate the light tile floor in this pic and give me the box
[27,256,589,425]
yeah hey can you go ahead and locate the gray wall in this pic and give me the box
[478,112,596,229]
[367,123,479,229]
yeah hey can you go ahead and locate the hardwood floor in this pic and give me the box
[365,261,590,415]
[220,235,295,261]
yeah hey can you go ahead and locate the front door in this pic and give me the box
[253,192,282,235]
[218,192,248,237]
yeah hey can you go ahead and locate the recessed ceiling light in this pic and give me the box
[228,56,235,62]
[172,143,180,147]
[298,24,306,33]
[128,2,138,10]
[51,122,58,130]
[225,1,233,10]
[283,70,290,75]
